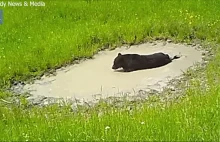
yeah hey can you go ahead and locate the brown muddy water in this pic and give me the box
[19,42,204,101]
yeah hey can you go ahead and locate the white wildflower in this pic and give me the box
[105,126,110,130]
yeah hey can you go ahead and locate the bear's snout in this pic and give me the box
[112,65,117,69]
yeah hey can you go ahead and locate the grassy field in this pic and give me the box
[0,0,220,141]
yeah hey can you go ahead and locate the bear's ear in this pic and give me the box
[118,53,122,56]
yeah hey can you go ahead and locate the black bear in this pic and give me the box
[112,52,181,72]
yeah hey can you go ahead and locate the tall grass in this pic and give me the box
[0,0,220,141]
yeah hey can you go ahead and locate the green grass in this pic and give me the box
[0,0,220,141]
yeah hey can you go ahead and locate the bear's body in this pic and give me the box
[112,52,180,72]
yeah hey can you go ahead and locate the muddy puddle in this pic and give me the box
[15,42,204,101]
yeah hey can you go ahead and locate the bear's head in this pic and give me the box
[112,53,124,70]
